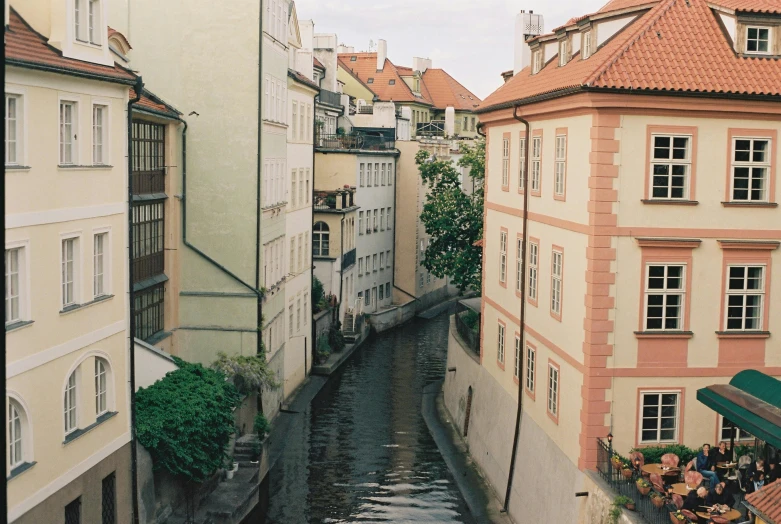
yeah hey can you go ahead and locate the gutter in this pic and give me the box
[6,59,138,86]
[503,105,532,513]
[128,75,143,524]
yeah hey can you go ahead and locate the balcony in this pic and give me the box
[342,248,356,269]
[314,189,355,212]
[318,89,342,108]
[132,169,166,196]
[315,132,395,151]
[357,104,373,114]
[133,251,164,284]
[416,121,446,137]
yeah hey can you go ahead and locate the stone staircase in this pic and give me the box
[342,312,361,343]
[233,434,262,468]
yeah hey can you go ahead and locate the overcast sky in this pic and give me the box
[294,0,610,101]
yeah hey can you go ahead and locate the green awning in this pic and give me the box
[696,370,781,449]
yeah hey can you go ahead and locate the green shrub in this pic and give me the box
[328,321,345,352]
[630,444,699,466]
[253,413,270,438]
[211,352,279,396]
[316,336,331,363]
[312,277,325,313]
[461,310,479,332]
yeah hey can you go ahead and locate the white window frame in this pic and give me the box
[388,163,393,185]
[386,250,391,268]
[95,358,108,415]
[526,345,536,393]
[514,335,521,379]
[724,265,765,331]
[359,211,364,235]
[8,400,23,470]
[547,364,559,417]
[554,135,566,197]
[88,0,102,45]
[650,134,691,200]
[292,101,298,139]
[502,138,510,187]
[92,228,111,298]
[643,264,685,331]
[358,258,363,275]
[360,163,365,187]
[638,391,680,444]
[64,371,78,435]
[582,30,593,59]
[5,92,25,166]
[291,168,297,207]
[519,136,526,190]
[367,163,373,187]
[531,136,541,192]
[59,99,78,165]
[558,39,568,66]
[380,252,385,270]
[551,250,563,316]
[497,322,505,364]
[528,241,538,301]
[532,50,543,74]
[61,233,82,308]
[516,238,523,292]
[745,26,771,55]
[499,231,507,283]
[7,395,33,474]
[92,103,109,165]
[731,137,771,202]
[718,416,755,442]
[387,207,392,229]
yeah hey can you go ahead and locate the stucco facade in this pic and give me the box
[5,5,133,521]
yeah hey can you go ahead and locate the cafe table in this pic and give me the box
[695,508,741,521]
[641,463,680,476]
[671,482,697,496]
[717,462,738,480]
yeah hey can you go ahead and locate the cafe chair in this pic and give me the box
[671,493,684,510]
[685,471,704,488]
[708,516,729,524]
[681,509,699,522]
[663,453,681,468]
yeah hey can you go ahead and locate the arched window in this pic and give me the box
[95,359,107,415]
[8,401,23,468]
[64,372,77,434]
[313,222,330,257]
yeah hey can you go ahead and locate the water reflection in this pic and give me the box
[255,313,475,523]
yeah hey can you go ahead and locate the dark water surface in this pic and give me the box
[252,312,475,524]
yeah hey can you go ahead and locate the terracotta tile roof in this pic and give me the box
[598,0,661,12]
[313,57,325,70]
[288,69,320,91]
[396,65,414,75]
[5,8,137,85]
[478,0,781,113]
[710,0,781,13]
[131,88,181,119]
[420,68,482,110]
[745,481,781,523]
[337,52,432,105]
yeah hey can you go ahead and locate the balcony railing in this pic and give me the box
[316,132,395,151]
[318,89,342,108]
[342,248,356,269]
[314,190,355,211]
[133,251,164,283]
[357,105,373,114]
[416,121,446,137]
[132,170,166,195]
[454,301,480,357]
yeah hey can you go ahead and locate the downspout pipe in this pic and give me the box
[128,75,143,524]
[503,105,532,513]
[338,214,345,324]
[310,95,316,376]
[256,5,264,359]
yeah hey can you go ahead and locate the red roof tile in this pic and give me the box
[598,0,661,12]
[420,68,482,110]
[745,481,781,523]
[288,69,320,91]
[709,0,781,13]
[313,57,325,70]
[337,52,429,104]
[131,88,181,119]
[5,9,137,84]
[479,0,781,113]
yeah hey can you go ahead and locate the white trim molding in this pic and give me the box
[6,202,125,229]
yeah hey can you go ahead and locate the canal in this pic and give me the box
[249,311,476,523]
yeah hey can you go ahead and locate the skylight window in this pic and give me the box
[389,79,395,85]
[368,78,374,84]
[350,56,357,61]
[746,26,771,54]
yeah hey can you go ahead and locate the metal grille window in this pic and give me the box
[531,136,541,192]
[640,392,679,443]
[526,346,535,393]
[8,402,22,468]
[60,102,77,165]
[313,222,330,256]
[502,138,510,187]
[65,497,81,524]
[497,323,505,364]
[644,265,684,330]
[134,283,165,341]
[731,138,770,202]
[102,473,116,524]
[725,265,765,331]
[528,242,538,301]
[551,250,563,316]
[6,248,20,323]
[547,364,559,417]
[65,372,77,434]
[95,359,107,415]
[499,231,507,283]
[131,121,166,195]
[651,135,690,199]
[554,135,566,196]
[132,202,164,282]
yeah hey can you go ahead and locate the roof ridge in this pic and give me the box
[385,58,420,101]
[585,0,676,86]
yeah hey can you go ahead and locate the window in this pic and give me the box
[381,163,386,185]
[300,104,306,141]
[367,164,372,187]
[532,50,543,74]
[719,416,754,442]
[5,247,24,324]
[373,254,378,272]
[289,238,295,274]
[644,265,684,330]
[386,250,391,268]
[5,94,22,165]
[640,391,680,444]
[554,134,566,197]
[313,222,329,256]
[65,497,81,524]
[471,117,476,131]
[360,163,365,186]
[298,235,303,272]
[92,105,107,164]
[551,249,563,318]
[60,101,77,165]
[731,138,770,202]
[582,30,593,59]
[514,335,521,379]
[65,371,78,434]
[8,401,23,469]
[387,207,392,229]
[93,232,108,298]
[526,346,536,393]
[102,473,116,524]
[368,78,374,84]
[95,359,108,415]
[358,257,363,275]
[75,0,83,39]
[131,120,166,195]
[515,238,523,293]
[497,322,505,364]
[725,266,765,331]
[389,79,396,85]
[502,137,510,187]
[292,102,298,138]
[305,169,310,204]
[62,237,78,308]
[131,202,164,283]
[380,252,385,269]
[528,241,538,302]
[373,209,378,232]
[531,136,541,193]
[495,230,508,284]
[746,26,770,54]
[365,289,371,306]
[359,211,364,235]
[547,363,559,418]
[134,283,164,340]
[375,163,380,185]
[88,0,101,44]
[291,169,297,207]
[289,306,293,337]
[518,136,526,190]
[558,40,568,66]
[379,285,384,300]
[303,293,308,323]
[388,163,393,185]
[380,209,385,230]
[650,135,690,199]
[385,282,390,297]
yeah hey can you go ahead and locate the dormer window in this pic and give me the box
[558,40,569,66]
[746,26,771,54]
[582,30,593,59]
[88,0,101,44]
[74,0,102,44]
[532,50,543,74]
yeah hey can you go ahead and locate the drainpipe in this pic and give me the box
[255,5,264,361]
[391,154,398,300]
[310,95,317,376]
[503,105,532,513]
[338,214,345,324]
[128,75,143,524]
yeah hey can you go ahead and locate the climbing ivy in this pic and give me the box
[211,352,279,396]
[135,358,242,483]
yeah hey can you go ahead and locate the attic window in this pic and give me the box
[350,56,357,61]
[368,78,374,84]
[582,31,593,59]
[558,40,569,66]
[746,26,771,54]
[389,79,395,85]
[532,50,543,74]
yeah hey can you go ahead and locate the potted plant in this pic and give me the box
[670,510,686,522]
[636,477,652,496]
[226,456,237,479]
[611,454,623,470]
[651,491,666,508]
[614,495,635,511]
[622,463,634,479]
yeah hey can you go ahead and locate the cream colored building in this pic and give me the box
[5,3,136,522]
[445,1,781,523]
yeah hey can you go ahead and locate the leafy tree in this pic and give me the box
[211,352,279,396]
[135,359,242,483]
[417,140,485,292]
[312,276,325,313]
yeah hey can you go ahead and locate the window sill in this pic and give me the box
[133,193,168,202]
[134,274,169,292]
[145,331,172,345]
[60,294,114,315]
[7,461,36,481]
[715,331,770,339]
[5,165,32,171]
[262,119,288,129]
[641,199,699,206]
[63,411,117,445]
[58,164,115,170]
[634,331,693,339]
[721,202,778,208]
[262,201,287,211]
[6,320,34,332]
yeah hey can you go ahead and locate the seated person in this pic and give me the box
[711,442,731,465]
[767,461,779,484]
[705,482,733,510]
[747,458,765,484]
[747,472,766,494]
[683,487,708,512]
[697,444,720,489]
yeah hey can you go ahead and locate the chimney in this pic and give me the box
[501,70,514,83]
[377,39,387,71]
[514,10,544,75]
[413,57,432,74]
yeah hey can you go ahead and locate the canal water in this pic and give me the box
[251,311,476,523]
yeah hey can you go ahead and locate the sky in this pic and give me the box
[294,0,611,101]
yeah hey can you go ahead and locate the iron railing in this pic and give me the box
[342,248,356,269]
[318,89,342,108]
[132,170,166,195]
[134,283,165,341]
[315,132,395,151]
[416,120,446,137]
[454,302,480,357]
[357,105,373,114]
